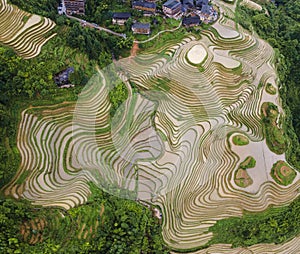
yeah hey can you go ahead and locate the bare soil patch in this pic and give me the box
[130,42,139,57]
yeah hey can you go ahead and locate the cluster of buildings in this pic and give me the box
[58,0,218,35]
[114,0,217,35]
[162,0,217,23]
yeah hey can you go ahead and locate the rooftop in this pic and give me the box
[183,16,201,26]
[163,0,181,9]
[133,1,156,9]
[132,22,151,30]
[112,12,131,19]
[196,0,209,5]
[201,4,210,14]
[183,0,194,9]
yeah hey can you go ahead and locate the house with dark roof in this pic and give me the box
[183,16,201,27]
[54,67,75,88]
[201,4,211,16]
[64,0,85,15]
[163,0,182,18]
[112,12,131,25]
[132,22,151,34]
[196,0,209,8]
[132,1,156,13]
[182,0,194,10]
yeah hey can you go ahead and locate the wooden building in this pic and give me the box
[132,1,156,13]
[182,16,201,27]
[132,22,151,35]
[64,0,85,15]
[162,0,182,18]
[112,12,131,25]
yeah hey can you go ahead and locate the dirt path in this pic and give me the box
[130,42,139,57]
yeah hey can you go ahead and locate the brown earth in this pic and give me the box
[20,218,46,244]
[281,165,293,177]
[130,42,139,57]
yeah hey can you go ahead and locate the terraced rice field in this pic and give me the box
[2,0,300,252]
[0,0,56,59]
[187,44,207,65]
[241,0,263,11]
[189,235,300,254]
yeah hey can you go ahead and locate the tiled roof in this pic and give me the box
[183,16,201,26]
[133,1,156,9]
[163,0,181,10]
[113,12,131,19]
[132,22,151,29]
[201,4,210,14]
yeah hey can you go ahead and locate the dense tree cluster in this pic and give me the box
[0,184,169,253]
[209,196,300,247]
[66,21,133,61]
[109,82,129,118]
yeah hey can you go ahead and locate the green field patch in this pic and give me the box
[109,82,128,118]
[139,27,189,54]
[152,77,171,92]
[270,160,296,186]
[265,82,276,95]
[231,63,242,75]
[157,129,168,142]
[22,15,30,23]
[234,156,256,188]
[240,156,256,169]
[232,134,249,145]
[16,170,30,184]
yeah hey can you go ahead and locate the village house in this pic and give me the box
[57,2,66,15]
[112,12,131,25]
[54,67,75,88]
[162,0,182,19]
[193,0,216,23]
[182,16,201,27]
[196,0,209,8]
[182,0,194,11]
[132,22,151,34]
[143,10,155,17]
[64,0,85,15]
[132,1,156,13]
[201,4,211,17]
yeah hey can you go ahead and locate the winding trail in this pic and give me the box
[65,14,126,38]
[134,22,182,44]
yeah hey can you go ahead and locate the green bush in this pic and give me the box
[232,135,249,146]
